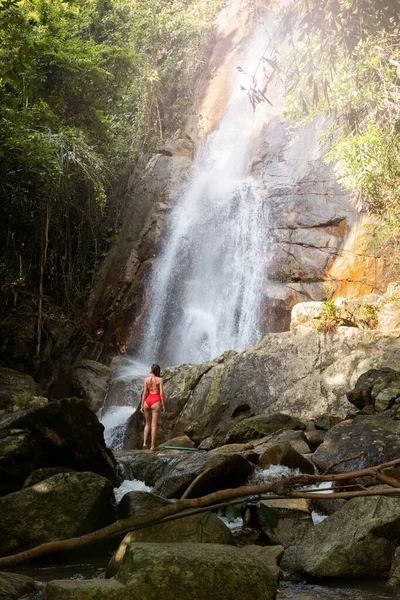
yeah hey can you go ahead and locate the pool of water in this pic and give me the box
[278,580,399,600]
[8,553,400,599]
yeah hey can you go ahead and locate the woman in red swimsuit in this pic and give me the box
[140,364,165,450]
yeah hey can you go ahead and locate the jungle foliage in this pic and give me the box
[278,0,400,247]
[0,0,222,358]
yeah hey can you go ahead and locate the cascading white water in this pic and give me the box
[139,31,270,366]
[101,25,274,447]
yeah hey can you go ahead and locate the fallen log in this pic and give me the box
[1,456,400,567]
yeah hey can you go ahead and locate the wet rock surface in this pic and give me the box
[0,471,115,556]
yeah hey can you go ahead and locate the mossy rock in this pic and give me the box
[107,513,235,577]
[225,414,305,444]
[116,542,278,600]
[0,471,115,555]
[0,571,38,600]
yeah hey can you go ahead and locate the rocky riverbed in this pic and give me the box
[1,288,400,598]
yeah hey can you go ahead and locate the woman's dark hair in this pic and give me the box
[150,363,161,377]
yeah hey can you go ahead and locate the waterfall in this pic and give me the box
[101,25,274,447]
[139,31,270,367]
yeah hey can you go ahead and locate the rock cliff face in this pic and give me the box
[125,325,400,449]
[88,0,388,358]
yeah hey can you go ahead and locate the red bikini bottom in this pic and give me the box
[145,393,161,408]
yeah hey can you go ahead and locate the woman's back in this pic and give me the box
[146,375,162,394]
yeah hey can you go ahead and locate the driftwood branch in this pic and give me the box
[1,457,400,568]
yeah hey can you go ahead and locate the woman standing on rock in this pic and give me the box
[141,364,165,450]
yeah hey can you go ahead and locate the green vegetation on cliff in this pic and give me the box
[280,0,400,249]
[0,0,222,364]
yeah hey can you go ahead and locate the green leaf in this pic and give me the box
[225,503,240,523]
[196,510,211,542]
[259,503,278,532]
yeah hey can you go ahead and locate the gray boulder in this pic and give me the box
[0,397,118,494]
[158,434,197,449]
[258,498,313,548]
[305,429,326,451]
[253,429,311,456]
[0,471,115,556]
[115,451,180,487]
[72,360,111,412]
[225,413,305,444]
[313,416,400,473]
[107,514,235,576]
[347,368,400,412]
[296,496,400,577]
[0,571,38,600]
[115,542,278,600]
[152,451,254,498]
[259,441,314,474]
[116,490,171,520]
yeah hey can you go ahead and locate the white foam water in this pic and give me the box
[100,406,135,450]
[138,28,271,366]
[253,464,303,484]
[114,478,152,504]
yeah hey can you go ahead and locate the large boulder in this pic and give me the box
[0,367,38,416]
[158,435,197,449]
[0,471,115,556]
[0,571,38,600]
[45,579,124,600]
[115,542,278,600]
[72,359,111,412]
[347,368,400,411]
[107,514,235,576]
[116,490,171,520]
[258,498,313,548]
[46,540,279,600]
[225,414,305,444]
[151,451,254,499]
[252,429,311,456]
[163,329,400,443]
[312,415,400,473]
[0,397,118,493]
[295,496,400,577]
[258,441,314,474]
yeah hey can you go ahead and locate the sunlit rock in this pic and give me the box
[295,497,400,578]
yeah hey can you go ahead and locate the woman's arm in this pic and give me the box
[140,379,148,412]
[159,379,165,412]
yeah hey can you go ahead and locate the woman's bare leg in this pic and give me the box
[143,403,152,449]
[150,403,161,450]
